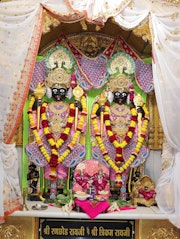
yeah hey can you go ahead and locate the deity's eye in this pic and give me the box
[59,88,66,96]
[52,88,58,94]
[122,92,127,97]
[114,91,128,99]
[114,92,121,98]
[59,88,66,93]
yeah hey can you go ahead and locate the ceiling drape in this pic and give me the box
[0,0,180,227]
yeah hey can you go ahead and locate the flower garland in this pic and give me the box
[91,102,149,187]
[91,102,137,163]
[105,103,137,164]
[28,95,87,180]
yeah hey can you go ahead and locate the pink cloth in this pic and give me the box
[120,206,136,210]
[75,199,110,219]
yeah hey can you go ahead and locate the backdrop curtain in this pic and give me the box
[0,0,43,223]
[149,2,180,228]
[0,0,180,227]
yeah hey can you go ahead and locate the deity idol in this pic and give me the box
[26,55,87,197]
[91,53,149,199]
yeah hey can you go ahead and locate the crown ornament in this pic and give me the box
[44,45,75,89]
[45,67,71,89]
[107,74,132,92]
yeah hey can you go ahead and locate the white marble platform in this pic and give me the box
[11,201,169,220]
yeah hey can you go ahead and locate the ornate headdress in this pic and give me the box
[45,67,71,89]
[106,51,136,77]
[106,51,136,104]
[45,44,75,88]
[107,74,132,92]
[44,45,75,99]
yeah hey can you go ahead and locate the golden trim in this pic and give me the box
[133,22,152,44]
[0,224,26,239]
[42,10,61,34]
[10,117,23,146]
[147,92,164,149]
[147,227,180,239]
[165,0,180,3]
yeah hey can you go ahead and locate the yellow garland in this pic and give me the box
[104,104,137,149]
[28,95,87,165]
[41,101,75,149]
[91,102,149,183]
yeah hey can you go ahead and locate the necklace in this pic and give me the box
[92,102,137,163]
[48,101,68,115]
[110,103,131,117]
[28,95,87,180]
[91,101,149,186]
[47,102,69,134]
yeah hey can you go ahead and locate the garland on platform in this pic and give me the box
[91,102,149,187]
[28,95,87,180]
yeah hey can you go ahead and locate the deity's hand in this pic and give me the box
[75,100,82,111]
[96,105,105,117]
[136,106,145,118]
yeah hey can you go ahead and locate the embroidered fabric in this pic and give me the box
[25,135,86,177]
[30,59,48,90]
[63,36,117,90]
[119,36,153,93]
[74,55,109,90]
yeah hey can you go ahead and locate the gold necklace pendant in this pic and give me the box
[47,101,69,134]
[111,117,130,142]
[50,120,62,133]
[110,103,131,117]
[48,101,69,115]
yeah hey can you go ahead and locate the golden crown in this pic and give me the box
[45,67,71,89]
[108,74,132,92]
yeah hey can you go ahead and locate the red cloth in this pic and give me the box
[138,189,155,200]
[75,199,110,219]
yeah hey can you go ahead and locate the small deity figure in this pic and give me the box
[26,64,87,197]
[73,159,110,200]
[79,34,101,58]
[27,163,39,194]
[130,175,156,207]
[92,169,109,194]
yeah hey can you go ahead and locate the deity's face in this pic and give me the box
[113,90,128,105]
[80,35,100,57]
[51,83,67,101]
